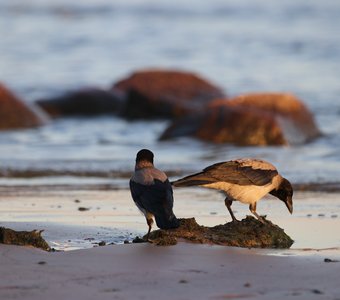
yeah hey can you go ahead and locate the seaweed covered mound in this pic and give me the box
[137,217,293,249]
[0,227,50,251]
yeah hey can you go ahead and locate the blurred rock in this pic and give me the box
[160,92,321,146]
[36,87,125,117]
[0,83,47,130]
[225,93,321,144]
[160,104,286,145]
[113,69,225,119]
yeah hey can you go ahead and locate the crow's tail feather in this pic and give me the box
[171,172,213,187]
[155,213,180,229]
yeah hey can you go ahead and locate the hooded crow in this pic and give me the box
[130,149,180,240]
[172,158,293,223]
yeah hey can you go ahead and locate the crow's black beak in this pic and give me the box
[285,196,293,214]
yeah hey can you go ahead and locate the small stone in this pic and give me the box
[318,214,325,217]
[78,207,89,211]
[306,214,312,217]
[123,240,130,244]
[132,236,146,243]
[311,289,323,294]
[37,261,47,265]
[331,214,338,218]
[179,279,188,284]
[244,283,251,288]
[74,199,81,203]
[98,241,106,246]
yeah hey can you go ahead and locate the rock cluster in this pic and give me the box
[2,68,321,146]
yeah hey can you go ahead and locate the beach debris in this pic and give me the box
[0,82,48,130]
[0,227,50,251]
[113,69,225,120]
[145,217,294,248]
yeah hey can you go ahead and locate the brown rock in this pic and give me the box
[145,217,294,248]
[113,69,225,119]
[225,93,321,144]
[36,87,125,117]
[0,227,50,251]
[160,104,286,145]
[160,92,321,146]
[0,83,47,130]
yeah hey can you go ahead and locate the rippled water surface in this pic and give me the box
[1,0,340,185]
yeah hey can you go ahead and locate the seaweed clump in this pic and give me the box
[0,227,50,251]
[138,216,293,249]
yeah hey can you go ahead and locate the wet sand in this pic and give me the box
[1,242,339,300]
[1,188,340,299]
[1,187,339,249]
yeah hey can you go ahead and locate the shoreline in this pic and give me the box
[1,188,340,250]
[1,179,340,193]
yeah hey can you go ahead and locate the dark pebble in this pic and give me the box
[331,214,338,218]
[244,283,251,288]
[318,214,325,217]
[133,236,146,243]
[78,207,90,211]
[98,241,106,246]
[306,214,312,217]
[311,289,323,294]
[74,199,81,203]
[179,279,188,284]
[324,258,339,263]
[38,261,47,265]
[124,240,130,244]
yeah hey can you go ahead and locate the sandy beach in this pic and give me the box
[1,187,340,299]
[1,242,339,300]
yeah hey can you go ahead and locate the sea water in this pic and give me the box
[1,0,340,186]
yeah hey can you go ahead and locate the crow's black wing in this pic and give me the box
[130,179,178,229]
[173,160,278,187]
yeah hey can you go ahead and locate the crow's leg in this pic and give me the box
[145,213,154,242]
[224,197,238,222]
[249,203,266,224]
